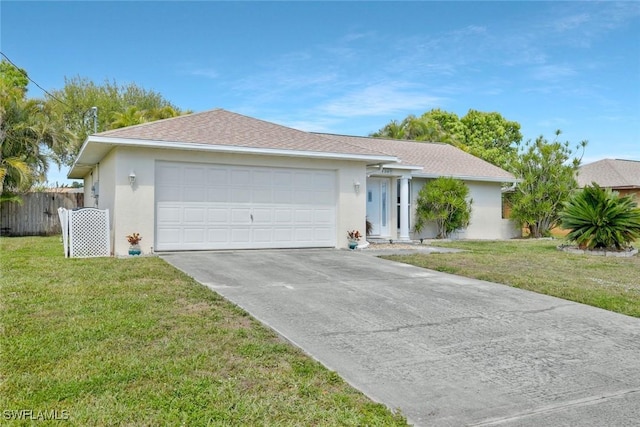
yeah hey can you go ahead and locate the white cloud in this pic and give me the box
[318,82,442,118]
[552,13,591,32]
[190,68,219,79]
[531,64,577,81]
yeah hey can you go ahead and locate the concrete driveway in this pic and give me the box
[161,249,640,426]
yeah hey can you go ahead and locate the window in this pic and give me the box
[396,179,411,229]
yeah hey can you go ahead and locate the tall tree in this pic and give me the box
[508,130,587,238]
[0,61,72,201]
[371,108,521,169]
[460,110,521,169]
[45,77,186,162]
[419,109,466,147]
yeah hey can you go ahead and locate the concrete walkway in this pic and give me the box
[161,249,640,426]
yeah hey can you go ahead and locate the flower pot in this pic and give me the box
[128,244,141,256]
[348,240,358,250]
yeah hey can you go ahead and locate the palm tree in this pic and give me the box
[371,120,406,139]
[110,106,148,129]
[560,183,640,250]
[0,79,72,201]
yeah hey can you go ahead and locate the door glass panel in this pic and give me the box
[381,182,387,226]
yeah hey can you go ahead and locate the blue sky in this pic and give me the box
[2,1,639,185]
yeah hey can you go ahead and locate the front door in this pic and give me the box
[366,178,390,236]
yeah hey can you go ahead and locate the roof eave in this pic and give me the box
[411,172,519,183]
[68,136,398,179]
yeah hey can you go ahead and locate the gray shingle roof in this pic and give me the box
[87,108,515,182]
[97,108,385,157]
[317,133,516,181]
[577,159,640,189]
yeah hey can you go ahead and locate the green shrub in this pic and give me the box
[560,183,640,250]
[414,177,472,238]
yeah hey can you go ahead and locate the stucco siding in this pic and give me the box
[409,178,518,240]
[462,181,504,239]
[107,146,367,256]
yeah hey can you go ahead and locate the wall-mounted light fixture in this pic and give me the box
[354,180,361,194]
[128,171,136,186]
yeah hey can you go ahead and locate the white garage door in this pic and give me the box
[155,162,337,251]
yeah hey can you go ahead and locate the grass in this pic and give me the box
[0,236,407,426]
[383,239,640,318]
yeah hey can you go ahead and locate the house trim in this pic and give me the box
[69,136,398,179]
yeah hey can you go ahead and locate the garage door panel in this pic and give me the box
[157,206,181,223]
[294,209,313,223]
[231,228,251,242]
[231,188,251,203]
[314,209,334,223]
[157,165,182,186]
[252,228,273,242]
[184,207,206,223]
[294,172,313,188]
[314,227,334,241]
[156,162,336,250]
[252,208,272,223]
[184,167,206,185]
[275,209,292,223]
[157,186,181,202]
[231,209,251,223]
[157,228,181,245]
[208,228,229,243]
[184,228,206,243]
[231,170,251,185]
[184,187,206,202]
[207,208,229,223]
[273,171,292,186]
[208,188,228,202]
[274,228,293,242]
[274,189,292,203]
[294,228,313,241]
[207,168,228,184]
[294,190,314,204]
[252,171,272,186]
[252,188,272,203]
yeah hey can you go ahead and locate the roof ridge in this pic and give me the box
[313,132,449,146]
[97,107,224,135]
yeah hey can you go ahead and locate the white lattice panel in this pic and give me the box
[68,208,110,258]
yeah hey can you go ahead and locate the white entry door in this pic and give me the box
[366,177,390,236]
[155,162,337,250]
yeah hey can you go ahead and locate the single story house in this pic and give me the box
[576,159,640,199]
[68,109,519,256]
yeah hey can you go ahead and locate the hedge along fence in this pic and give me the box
[0,191,84,236]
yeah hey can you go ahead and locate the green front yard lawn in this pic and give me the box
[384,239,640,318]
[0,236,406,426]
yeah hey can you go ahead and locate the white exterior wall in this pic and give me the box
[97,146,367,256]
[410,178,518,240]
[82,150,117,253]
[461,181,508,239]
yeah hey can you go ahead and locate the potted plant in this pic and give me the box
[126,232,142,256]
[347,230,362,250]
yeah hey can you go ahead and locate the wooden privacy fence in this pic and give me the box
[0,191,84,236]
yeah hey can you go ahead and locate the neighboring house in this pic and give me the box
[577,159,640,199]
[68,109,518,256]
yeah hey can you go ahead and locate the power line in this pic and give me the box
[0,51,72,108]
